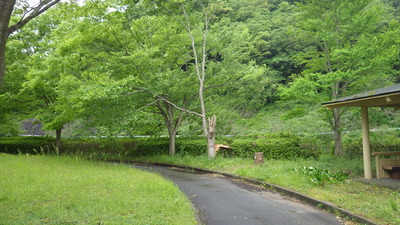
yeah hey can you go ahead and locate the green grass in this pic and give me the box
[0,154,197,224]
[134,154,400,225]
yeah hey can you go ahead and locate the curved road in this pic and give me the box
[135,164,344,225]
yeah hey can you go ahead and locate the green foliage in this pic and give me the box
[12,137,206,158]
[176,138,207,156]
[61,139,132,158]
[1,0,400,161]
[291,166,349,186]
[342,137,400,159]
[277,0,400,156]
[0,136,55,154]
[223,133,320,159]
[130,138,170,157]
[0,135,319,160]
[280,107,306,120]
[0,113,20,137]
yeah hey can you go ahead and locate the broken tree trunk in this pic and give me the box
[207,115,216,158]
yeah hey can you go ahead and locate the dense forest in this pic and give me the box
[1,0,400,156]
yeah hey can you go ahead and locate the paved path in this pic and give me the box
[135,165,344,225]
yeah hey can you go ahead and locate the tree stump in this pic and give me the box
[254,152,264,165]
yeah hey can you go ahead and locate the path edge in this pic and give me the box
[110,159,377,225]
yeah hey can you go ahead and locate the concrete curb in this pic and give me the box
[111,159,377,225]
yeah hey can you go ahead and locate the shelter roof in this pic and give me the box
[322,83,400,109]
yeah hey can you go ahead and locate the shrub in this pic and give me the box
[176,138,207,156]
[61,139,131,158]
[228,133,319,159]
[0,136,55,154]
[62,137,206,157]
[129,138,170,156]
[0,134,319,160]
[342,138,400,159]
[291,166,349,186]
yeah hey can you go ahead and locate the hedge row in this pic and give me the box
[218,134,319,159]
[0,134,319,160]
[342,139,400,159]
[0,136,55,155]
[0,137,207,157]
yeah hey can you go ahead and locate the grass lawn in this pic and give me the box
[0,154,197,224]
[133,154,400,225]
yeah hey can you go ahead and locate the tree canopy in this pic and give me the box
[1,0,400,156]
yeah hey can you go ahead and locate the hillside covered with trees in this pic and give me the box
[1,0,400,156]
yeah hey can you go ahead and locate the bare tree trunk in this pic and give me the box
[332,108,342,156]
[158,2,218,158]
[207,115,216,158]
[182,3,218,158]
[55,128,62,153]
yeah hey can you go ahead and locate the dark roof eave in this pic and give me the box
[322,83,400,109]
[322,90,400,106]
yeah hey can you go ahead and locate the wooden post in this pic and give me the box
[361,107,372,179]
[254,152,264,165]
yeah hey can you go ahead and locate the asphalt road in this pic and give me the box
[134,164,344,225]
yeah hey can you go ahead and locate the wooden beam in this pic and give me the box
[372,151,400,156]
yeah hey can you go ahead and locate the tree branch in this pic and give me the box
[7,0,61,37]
[153,0,189,30]
[204,82,231,90]
[182,4,202,82]
[157,95,202,117]
[137,99,161,111]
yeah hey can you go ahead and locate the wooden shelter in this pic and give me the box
[323,83,400,179]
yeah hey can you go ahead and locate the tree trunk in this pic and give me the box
[332,107,342,156]
[0,36,5,88]
[55,128,62,153]
[0,0,16,88]
[168,128,177,155]
[330,80,343,156]
[182,3,217,158]
[156,99,187,156]
[207,115,216,158]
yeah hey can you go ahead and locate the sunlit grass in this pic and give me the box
[0,154,197,224]
[135,154,400,225]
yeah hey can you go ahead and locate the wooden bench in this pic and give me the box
[372,152,400,179]
[382,166,400,179]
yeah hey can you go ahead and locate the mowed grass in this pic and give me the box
[135,154,400,225]
[0,154,197,225]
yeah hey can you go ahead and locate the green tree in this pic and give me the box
[153,0,274,157]
[281,0,400,155]
[0,0,60,88]
[28,0,198,154]
[0,4,62,136]
[13,2,84,148]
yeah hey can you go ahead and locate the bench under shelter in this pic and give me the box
[323,83,400,179]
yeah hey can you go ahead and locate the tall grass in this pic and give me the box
[0,154,196,224]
